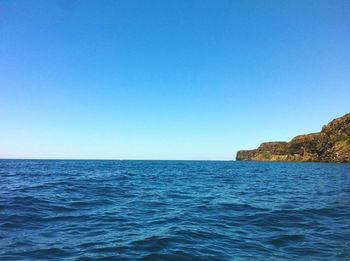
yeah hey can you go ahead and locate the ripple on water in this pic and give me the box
[0,160,350,260]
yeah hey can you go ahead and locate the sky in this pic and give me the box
[0,0,349,160]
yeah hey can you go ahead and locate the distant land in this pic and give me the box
[236,113,350,163]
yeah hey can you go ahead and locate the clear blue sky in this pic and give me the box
[0,0,349,160]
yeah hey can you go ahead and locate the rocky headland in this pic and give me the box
[236,113,350,163]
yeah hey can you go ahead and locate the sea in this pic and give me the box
[0,160,349,260]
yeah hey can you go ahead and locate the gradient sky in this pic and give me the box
[0,0,349,160]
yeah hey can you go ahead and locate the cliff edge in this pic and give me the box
[236,113,350,163]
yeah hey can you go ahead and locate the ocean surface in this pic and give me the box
[0,160,349,260]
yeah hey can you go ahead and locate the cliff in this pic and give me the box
[236,113,350,163]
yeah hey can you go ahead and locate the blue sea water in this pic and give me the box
[0,160,349,260]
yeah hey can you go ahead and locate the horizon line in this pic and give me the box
[0,158,235,161]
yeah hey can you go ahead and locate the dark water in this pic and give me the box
[0,160,350,260]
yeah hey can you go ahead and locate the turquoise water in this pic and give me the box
[0,160,349,260]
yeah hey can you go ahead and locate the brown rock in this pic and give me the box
[236,113,350,163]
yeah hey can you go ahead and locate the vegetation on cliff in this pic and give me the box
[236,113,350,163]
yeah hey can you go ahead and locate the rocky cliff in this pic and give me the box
[236,113,350,163]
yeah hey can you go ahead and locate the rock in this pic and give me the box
[236,113,350,163]
[236,149,257,161]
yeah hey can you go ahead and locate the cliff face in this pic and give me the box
[236,113,350,163]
